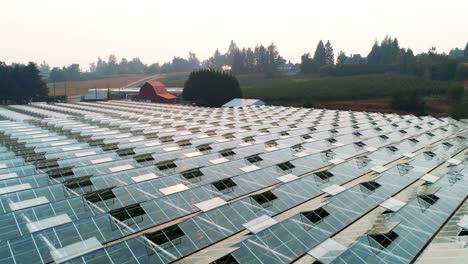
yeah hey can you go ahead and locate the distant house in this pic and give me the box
[347,54,367,64]
[276,63,300,75]
[222,98,266,108]
[138,81,177,103]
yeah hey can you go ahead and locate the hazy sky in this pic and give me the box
[2,0,467,70]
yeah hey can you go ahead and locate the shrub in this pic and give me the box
[454,63,468,81]
[449,88,468,119]
[446,85,464,103]
[449,102,468,119]
[182,69,241,107]
[390,88,427,115]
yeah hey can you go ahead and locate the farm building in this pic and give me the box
[80,88,141,102]
[222,98,266,107]
[138,81,177,103]
[0,101,467,263]
[80,90,109,101]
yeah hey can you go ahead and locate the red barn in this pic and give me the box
[138,81,177,103]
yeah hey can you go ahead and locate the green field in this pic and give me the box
[242,74,458,103]
[155,72,461,116]
[156,72,458,103]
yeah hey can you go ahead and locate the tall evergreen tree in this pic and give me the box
[325,41,335,65]
[213,49,224,69]
[119,58,129,74]
[337,51,347,65]
[266,43,281,73]
[245,48,255,73]
[313,40,327,68]
[254,45,267,72]
[367,36,401,65]
[38,61,50,79]
[0,62,9,103]
[464,42,468,57]
[27,62,49,102]
[367,41,381,64]
[95,57,107,75]
[400,49,416,74]
[227,40,239,63]
[107,54,118,75]
[231,49,244,74]
[0,62,48,104]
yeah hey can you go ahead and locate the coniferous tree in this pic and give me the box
[368,36,401,65]
[27,62,49,102]
[245,48,255,73]
[464,42,468,57]
[38,61,50,79]
[182,69,241,107]
[0,62,48,104]
[337,51,347,65]
[255,44,268,73]
[367,41,381,64]
[313,40,327,68]
[107,54,118,75]
[405,49,416,74]
[325,41,335,65]
[95,57,107,75]
[213,49,224,69]
[230,49,244,74]
[119,58,129,74]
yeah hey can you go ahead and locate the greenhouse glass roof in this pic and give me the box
[0,101,466,264]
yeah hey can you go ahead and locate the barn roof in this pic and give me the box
[157,93,177,99]
[143,80,169,95]
[146,80,166,88]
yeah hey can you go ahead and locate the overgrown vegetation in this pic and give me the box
[447,86,468,119]
[455,63,468,81]
[0,62,48,104]
[242,74,456,102]
[302,37,468,83]
[183,69,241,107]
[390,89,427,115]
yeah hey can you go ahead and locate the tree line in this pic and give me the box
[39,54,202,82]
[39,40,288,82]
[302,36,468,82]
[38,37,468,84]
[203,41,286,75]
[301,40,335,73]
[0,62,48,104]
